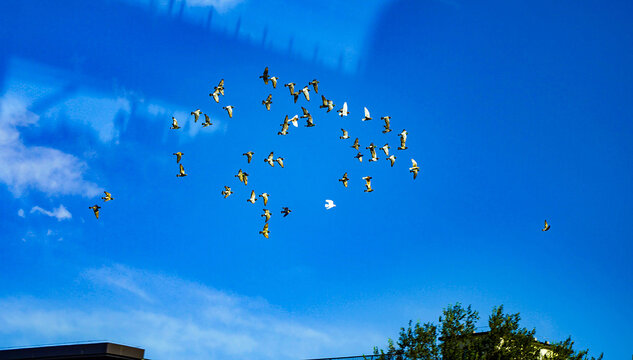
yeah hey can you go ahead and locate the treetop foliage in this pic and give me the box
[370,303,602,360]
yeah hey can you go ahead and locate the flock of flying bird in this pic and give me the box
[86,66,550,234]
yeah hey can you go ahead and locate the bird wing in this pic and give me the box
[364,107,370,118]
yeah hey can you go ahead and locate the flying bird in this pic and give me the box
[275,157,284,168]
[259,223,270,238]
[247,190,257,204]
[362,107,372,121]
[278,116,290,135]
[202,114,213,127]
[260,67,270,84]
[366,143,378,161]
[380,144,390,156]
[259,193,269,206]
[265,152,275,167]
[338,102,349,117]
[300,86,310,101]
[351,138,360,150]
[320,95,335,112]
[235,169,249,185]
[301,107,314,126]
[222,186,233,198]
[362,176,374,192]
[542,220,550,231]
[398,129,408,150]
[89,205,101,219]
[262,94,273,111]
[381,116,392,133]
[409,159,420,179]
[284,82,296,95]
[386,155,397,167]
[210,89,220,103]
[309,79,319,93]
[173,152,184,163]
[243,151,254,163]
[281,207,292,217]
[269,76,278,88]
[101,191,114,202]
[305,115,315,127]
[339,172,349,187]
[340,129,349,139]
[223,105,234,118]
[354,152,363,162]
[325,199,336,210]
[191,109,201,123]
[176,163,187,177]
[261,209,272,222]
[170,117,181,129]
[289,115,299,128]
[214,79,225,95]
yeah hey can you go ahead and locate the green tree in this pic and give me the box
[438,303,479,360]
[372,303,602,360]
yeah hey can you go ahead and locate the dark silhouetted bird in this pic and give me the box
[259,223,270,238]
[262,94,273,111]
[339,172,349,187]
[243,151,254,163]
[89,205,101,219]
[177,163,187,177]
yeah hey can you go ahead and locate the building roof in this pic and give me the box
[0,342,145,360]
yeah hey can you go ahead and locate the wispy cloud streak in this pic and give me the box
[0,265,382,360]
[30,205,72,221]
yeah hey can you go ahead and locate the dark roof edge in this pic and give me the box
[0,342,145,360]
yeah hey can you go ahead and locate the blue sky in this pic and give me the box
[0,0,631,359]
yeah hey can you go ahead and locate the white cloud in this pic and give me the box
[17,209,25,217]
[45,95,130,143]
[0,265,383,360]
[30,205,72,221]
[0,94,102,198]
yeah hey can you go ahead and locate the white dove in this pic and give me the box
[324,199,336,210]
[338,102,349,117]
[289,115,299,128]
[362,107,372,121]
